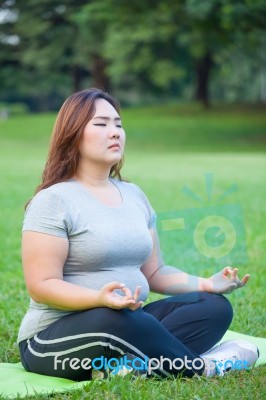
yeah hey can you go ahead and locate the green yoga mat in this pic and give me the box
[0,330,265,399]
[0,363,91,398]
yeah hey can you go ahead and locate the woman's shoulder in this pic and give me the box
[23,182,73,235]
[26,181,76,210]
[111,178,145,196]
[112,178,156,227]
[112,178,153,207]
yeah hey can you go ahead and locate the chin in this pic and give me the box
[108,154,123,164]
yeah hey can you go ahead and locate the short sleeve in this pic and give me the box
[131,184,157,229]
[23,189,69,238]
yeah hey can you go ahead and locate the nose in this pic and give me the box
[110,127,120,140]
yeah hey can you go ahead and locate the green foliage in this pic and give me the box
[0,102,29,115]
[1,0,266,108]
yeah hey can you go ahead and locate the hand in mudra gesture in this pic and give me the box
[99,282,143,310]
[209,267,250,294]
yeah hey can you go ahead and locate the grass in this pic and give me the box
[0,103,265,399]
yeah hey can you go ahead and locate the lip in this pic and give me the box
[108,143,120,149]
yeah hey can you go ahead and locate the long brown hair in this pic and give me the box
[33,88,124,198]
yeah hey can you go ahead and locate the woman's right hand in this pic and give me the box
[99,282,143,311]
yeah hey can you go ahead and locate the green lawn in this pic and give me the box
[0,104,265,399]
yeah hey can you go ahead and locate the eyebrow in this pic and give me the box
[92,116,121,121]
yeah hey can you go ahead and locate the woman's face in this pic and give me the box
[78,98,125,168]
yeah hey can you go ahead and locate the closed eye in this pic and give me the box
[93,123,122,128]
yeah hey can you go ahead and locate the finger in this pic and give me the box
[240,274,250,286]
[223,266,233,276]
[121,286,133,299]
[112,297,136,309]
[103,281,126,293]
[231,268,239,280]
[133,286,141,301]
[129,301,143,311]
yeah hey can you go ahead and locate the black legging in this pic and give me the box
[19,292,233,381]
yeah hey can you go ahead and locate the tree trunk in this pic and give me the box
[72,67,84,93]
[91,55,110,92]
[195,52,213,108]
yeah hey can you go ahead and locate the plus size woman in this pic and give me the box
[18,88,259,381]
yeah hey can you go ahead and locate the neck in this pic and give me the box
[74,162,111,188]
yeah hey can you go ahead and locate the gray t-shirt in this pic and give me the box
[17,178,156,342]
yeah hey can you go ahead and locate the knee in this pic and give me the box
[203,292,233,326]
[218,294,233,323]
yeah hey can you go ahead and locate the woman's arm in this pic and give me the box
[141,229,249,295]
[22,231,142,311]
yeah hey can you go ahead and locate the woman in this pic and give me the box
[18,88,258,381]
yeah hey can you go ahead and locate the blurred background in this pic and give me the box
[0,0,266,113]
[0,2,266,382]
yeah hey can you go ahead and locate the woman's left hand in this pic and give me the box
[207,267,250,294]
[113,285,143,311]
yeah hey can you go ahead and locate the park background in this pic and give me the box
[0,1,266,399]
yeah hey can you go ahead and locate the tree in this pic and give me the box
[0,1,21,102]
[14,0,90,91]
[1,0,265,109]
[99,0,266,106]
[180,0,266,106]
